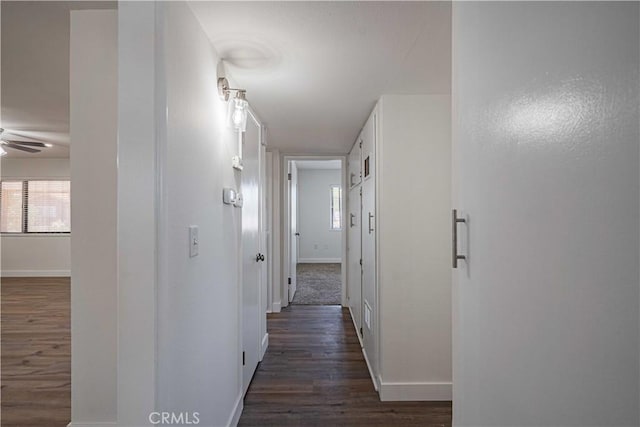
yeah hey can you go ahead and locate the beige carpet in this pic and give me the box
[291,263,341,305]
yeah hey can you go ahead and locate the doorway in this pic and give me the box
[284,157,347,307]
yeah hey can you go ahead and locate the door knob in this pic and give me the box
[295,232,300,236]
[256,253,265,262]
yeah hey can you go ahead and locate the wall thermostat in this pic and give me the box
[223,188,237,205]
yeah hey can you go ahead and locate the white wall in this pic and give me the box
[1,158,71,277]
[297,168,342,262]
[69,9,118,425]
[1,158,70,177]
[117,2,158,424]
[377,95,452,400]
[156,2,243,425]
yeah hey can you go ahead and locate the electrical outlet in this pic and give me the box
[189,226,199,257]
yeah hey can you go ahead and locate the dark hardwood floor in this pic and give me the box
[0,281,450,427]
[239,305,452,426]
[1,277,71,427]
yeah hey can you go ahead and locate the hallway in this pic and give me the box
[239,306,452,426]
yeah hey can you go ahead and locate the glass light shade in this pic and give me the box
[227,97,248,132]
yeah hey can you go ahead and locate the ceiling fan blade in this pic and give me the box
[4,143,41,153]
[3,140,48,148]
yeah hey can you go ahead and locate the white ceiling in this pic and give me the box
[1,1,115,158]
[1,1,451,159]
[295,160,341,170]
[189,1,451,154]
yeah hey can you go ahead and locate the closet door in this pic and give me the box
[242,115,262,394]
[361,111,377,377]
[347,140,363,334]
[452,3,640,425]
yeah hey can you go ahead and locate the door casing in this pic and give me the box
[281,155,349,308]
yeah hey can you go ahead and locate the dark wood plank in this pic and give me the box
[1,277,71,427]
[239,305,452,426]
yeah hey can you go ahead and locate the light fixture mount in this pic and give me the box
[218,77,247,103]
[217,77,231,101]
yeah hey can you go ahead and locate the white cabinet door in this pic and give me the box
[361,110,378,379]
[453,3,639,426]
[348,185,362,334]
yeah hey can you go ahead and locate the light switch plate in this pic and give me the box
[189,225,199,257]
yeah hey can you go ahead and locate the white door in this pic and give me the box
[242,116,263,393]
[361,112,377,374]
[348,141,363,334]
[453,3,639,426]
[288,161,298,302]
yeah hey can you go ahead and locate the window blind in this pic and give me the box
[0,180,71,233]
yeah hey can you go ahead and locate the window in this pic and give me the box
[0,182,23,233]
[0,180,71,234]
[330,185,342,230]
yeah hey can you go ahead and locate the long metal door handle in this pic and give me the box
[350,213,356,227]
[368,212,374,234]
[452,209,466,268]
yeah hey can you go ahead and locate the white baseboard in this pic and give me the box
[379,381,452,401]
[67,423,117,427]
[2,270,70,278]
[348,305,364,348]
[362,347,378,391]
[227,392,244,427]
[272,300,281,312]
[260,333,269,361]
[297,258,341,263]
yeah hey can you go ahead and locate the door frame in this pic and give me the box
[281,154,348,308]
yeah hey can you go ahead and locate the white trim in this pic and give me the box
[379,381,452,402]
[348,305,364,349]
[227,392,244,427]
[260,332,269,361]
[281,155,348,310]
[1,233,71,237]
[297,257,342,263]
[2,175,71,181]
[2,270,70,277]
[67,423,117,427]
[270,150,281,312]
[362,347,379,391]
[272,299,281,313]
